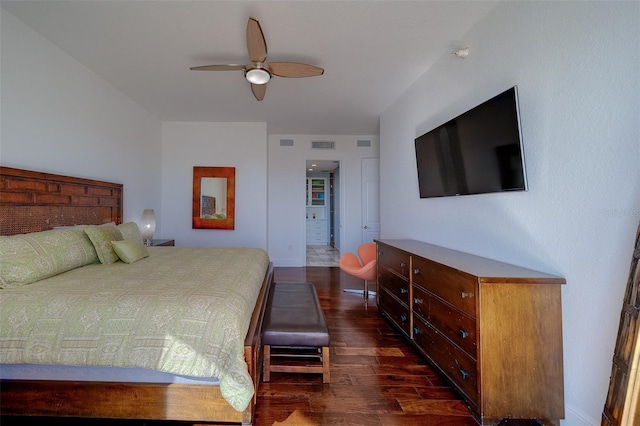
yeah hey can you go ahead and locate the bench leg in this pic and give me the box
[322,346,330,383]
[263,345,271,382]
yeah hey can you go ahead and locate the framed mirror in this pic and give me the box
[192,166,235,230]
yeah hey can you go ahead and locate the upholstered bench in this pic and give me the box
[262,282,330,383]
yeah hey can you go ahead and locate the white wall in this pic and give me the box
[0,7,378,261]
[0,9,162,227]
[380,2,639,425]
[161,122,268,249]
[268,135,379,266]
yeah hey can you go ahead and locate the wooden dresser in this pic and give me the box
[376,239,565,426]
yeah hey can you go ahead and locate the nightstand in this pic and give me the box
[147,239,175,246]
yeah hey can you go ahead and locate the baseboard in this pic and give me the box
[562,405,598,426]
[271,257,306,267]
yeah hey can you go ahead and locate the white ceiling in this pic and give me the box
[1,0,498,135]
[306,159,339,173]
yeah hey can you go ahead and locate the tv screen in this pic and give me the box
[415,86,527,198]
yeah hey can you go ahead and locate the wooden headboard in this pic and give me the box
[0,167,123,236]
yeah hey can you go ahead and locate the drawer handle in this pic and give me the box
[413,297,423,305]
[413,268,421,275]
[400,314,407,322]
[413,327,421,335]
[400,288,408,294]
[460,291,474,299]
[400,262,406,268]
[460,369,470,380]
[459,329,469,339]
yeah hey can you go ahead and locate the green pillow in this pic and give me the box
[111,239,149,264]
[0,228,98,288]
[117,222,143,241]
[84,226,123,264]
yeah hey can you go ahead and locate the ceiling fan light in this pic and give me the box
[246,68,271,85]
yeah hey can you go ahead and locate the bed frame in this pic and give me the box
[0,166,273,425]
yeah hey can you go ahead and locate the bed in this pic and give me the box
[0,166,273,425]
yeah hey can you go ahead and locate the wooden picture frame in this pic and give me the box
[192,166,235,230]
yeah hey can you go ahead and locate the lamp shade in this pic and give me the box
[140,209,156,242]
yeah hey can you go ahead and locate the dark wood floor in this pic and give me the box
[2,266,543,426]
[256,266,478,426]
[256,267,542,426]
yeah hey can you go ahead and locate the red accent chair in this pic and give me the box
[339,242,377,302]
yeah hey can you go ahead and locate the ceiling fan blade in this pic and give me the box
[251,83,266,101]
[190,64,245,71]
[269,62,324,78]
[247,17,267,63]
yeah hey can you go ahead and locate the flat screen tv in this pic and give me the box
[415,86,527,198]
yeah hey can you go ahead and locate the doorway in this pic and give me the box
[306,160,340,266]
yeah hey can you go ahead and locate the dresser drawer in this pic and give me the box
[377,243,410,278]
[379,289,410,336]
[306,229,325,238]
[411,256,477,317]
[412,284,477,358]
[379,267,410,305]
[413,314,478,407]
[307,236,326,244]
[306,220,326,243]
[375,239,565,424]
[306,220,325,230]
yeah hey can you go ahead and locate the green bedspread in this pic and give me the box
[0,246,270,412]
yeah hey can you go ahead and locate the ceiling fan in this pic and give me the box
[190,17,324,101]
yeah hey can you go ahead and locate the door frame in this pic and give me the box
[304,159,343,253]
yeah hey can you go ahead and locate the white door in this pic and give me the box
[361,158,380,243]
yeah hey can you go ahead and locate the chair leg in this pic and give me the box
[344,280,377,299]
[365,280,376,297]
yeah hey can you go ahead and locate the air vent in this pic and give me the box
[311,141,335,150]
[357,139,371,147]
[279,139,294,147]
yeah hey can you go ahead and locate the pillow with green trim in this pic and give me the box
[112,239,149,264]
[84,226,123,264]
